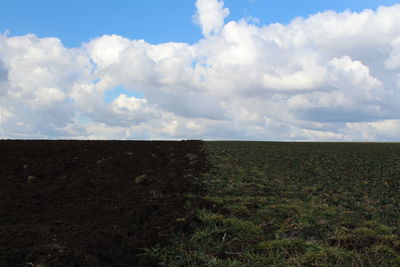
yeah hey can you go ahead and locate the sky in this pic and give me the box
[1,0,399,47]
[1,0,400,140]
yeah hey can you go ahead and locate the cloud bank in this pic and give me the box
[1,0,400,140]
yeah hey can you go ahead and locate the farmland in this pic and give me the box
[0,140,205,267]
[149,142,400,266]
[1,140,399,266]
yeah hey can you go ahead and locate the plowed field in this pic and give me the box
[0,140,205,267]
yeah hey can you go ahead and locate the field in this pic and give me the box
[148,142,400,266]
[1,141,399,266]
[0,140,205,267]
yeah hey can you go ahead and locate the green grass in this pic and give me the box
[144,142,400,266]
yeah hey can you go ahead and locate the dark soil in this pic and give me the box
[0,140,206,267]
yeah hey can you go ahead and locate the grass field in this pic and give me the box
[146,142,400,266]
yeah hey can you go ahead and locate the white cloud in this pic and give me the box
[345,119,400,141]
[385,36,400,70]
[0,60,9,96]
[1,3,400,140]
[30,87,66,108]
[194,0,230,37]
[86,34,131,68]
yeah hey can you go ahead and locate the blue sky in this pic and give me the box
[1,0,400,140]
[1,0,399,47]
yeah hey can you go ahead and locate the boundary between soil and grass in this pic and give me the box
[145,141,400,266]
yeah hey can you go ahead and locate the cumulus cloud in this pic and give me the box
[0,60,9,96]
[1,2,400,140]
[194,0,230,37]
[385,36,400,69]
